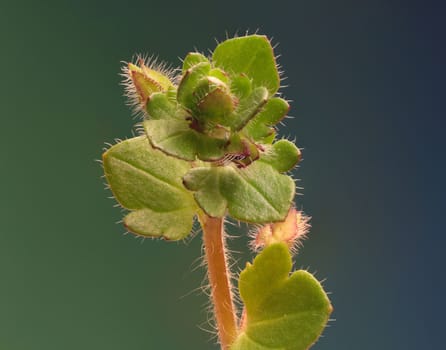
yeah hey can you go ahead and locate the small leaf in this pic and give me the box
[197,87,235,124]
[102,136,196,240]
[231,243,332,350]
[244,97,289,142]
[177,61,211,110]
[182,52,210,72]
[144,119,227,161]
[146,92,184,120]
[260,140,301,173]
[213,35,280,95]
[182,166,228,217]
[230,86,268,131]
[230,74,252,99]
[183,162,295,223]
[209,68,230,84]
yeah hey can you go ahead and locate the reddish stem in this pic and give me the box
[200,214,238,349]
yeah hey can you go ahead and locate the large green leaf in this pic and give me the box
[212,35,280,95]
[183,162,295,223]
[102,136,197,240]
[231,243,332,350]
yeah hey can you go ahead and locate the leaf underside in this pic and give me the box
[102,136,196,240]
[231,243,333,350]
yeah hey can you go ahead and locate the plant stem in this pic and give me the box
[199,214,238,349]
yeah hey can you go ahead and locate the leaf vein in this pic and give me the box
[249,310,321,328]
[237,171,281,216]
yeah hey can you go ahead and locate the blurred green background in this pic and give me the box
[1,0,444,349]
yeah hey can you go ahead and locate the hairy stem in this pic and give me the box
[199,214,238,349]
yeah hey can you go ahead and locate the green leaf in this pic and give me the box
[260,140,301,173]
[146,92,184,120]
[182,166,228,217]
[123,208,194,241]
[213,35,280,95]
[197,86,235,125]
[231,74,252,99]
[230,86,268,131]
[183,162,295,223]
[244,97,289,142]
[177,61,211,110]
[209,68,230,84]
[144,119,227,161]
[231,243,332,350]
[102,136,197,240]
[182,52,210,72]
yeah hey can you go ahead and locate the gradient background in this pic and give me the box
[1,0,444,349]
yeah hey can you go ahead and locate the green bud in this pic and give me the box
[126,59,174,109]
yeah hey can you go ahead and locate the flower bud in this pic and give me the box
[252,208,310,253]
[123,57,175,115]
[197,77,236,125]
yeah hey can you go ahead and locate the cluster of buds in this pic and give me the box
[123,35,300,170]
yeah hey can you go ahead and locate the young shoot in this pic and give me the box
[102,34,332,350]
